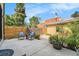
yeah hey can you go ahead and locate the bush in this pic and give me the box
[64,18,79,50]
[76,34,79,48]
[65,35,76,50]
[34,34,40,40]
[76,39,79,48]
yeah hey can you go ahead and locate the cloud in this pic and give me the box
[25,5,49,23]
[26,8,47,17]
[26,5,50,17]
[25,3,79,23]
[47,3,79,16]
[50,3,79,13]
[26,3,79,17]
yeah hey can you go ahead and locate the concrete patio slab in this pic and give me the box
[33,44,76,56]
[0,35,77,56]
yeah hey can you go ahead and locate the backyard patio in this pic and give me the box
[0,35,77,56]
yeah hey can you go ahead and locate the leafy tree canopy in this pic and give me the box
[29,16,40,28]
[5,3,26,26]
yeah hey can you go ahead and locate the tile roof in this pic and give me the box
[37,17,61,28]
[44,17,61,24]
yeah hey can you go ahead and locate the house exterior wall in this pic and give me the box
[42,28,47,34]
[46,25,56,35]
[37,17,62,35]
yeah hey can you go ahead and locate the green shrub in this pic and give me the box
[76,39,79,48]
[35,34,40,40]
[65,35,76,48]
[76,34,79,48]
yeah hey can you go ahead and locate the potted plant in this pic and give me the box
[52,35,63,50]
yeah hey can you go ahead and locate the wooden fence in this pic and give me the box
[4,26,26,39]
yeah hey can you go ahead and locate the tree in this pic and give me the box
[5,15,15,26]
[29,16,40,28]
[5,3,26,26]
[71,11,79,18]
[13,3,26,26]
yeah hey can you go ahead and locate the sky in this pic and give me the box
[5,3,79,23]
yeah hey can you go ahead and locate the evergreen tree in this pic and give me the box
[13,3,26,26]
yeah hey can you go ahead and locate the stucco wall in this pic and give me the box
[47,25,56,35]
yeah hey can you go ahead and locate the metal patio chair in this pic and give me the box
[18,32,25,40]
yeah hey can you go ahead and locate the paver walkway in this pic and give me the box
[0,35,77,56]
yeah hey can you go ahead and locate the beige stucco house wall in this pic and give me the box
[37,17,61,35]
[46,25,56,35]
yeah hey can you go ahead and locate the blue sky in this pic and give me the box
[5,3,79,23]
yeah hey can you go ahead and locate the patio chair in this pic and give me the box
[18,32,25,40]
[28,32,35,40]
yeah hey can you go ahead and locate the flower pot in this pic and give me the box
[53,41,62,50]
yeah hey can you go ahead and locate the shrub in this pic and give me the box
[76,39,79,48]
[76,34,79,48]
[34,34,40,40]
[65,34,76,50]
